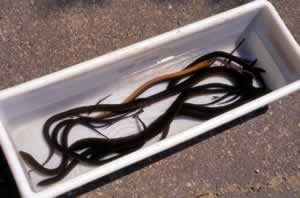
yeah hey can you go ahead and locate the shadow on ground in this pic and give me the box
[32,0,111,17]
[45,0,110,9]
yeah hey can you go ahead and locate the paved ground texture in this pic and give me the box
[0,0,299,197]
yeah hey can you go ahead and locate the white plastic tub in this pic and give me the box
[0,1,299,197]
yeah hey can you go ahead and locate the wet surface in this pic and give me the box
[0,0,299,197]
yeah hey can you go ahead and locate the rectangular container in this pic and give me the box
[0,1,299,197]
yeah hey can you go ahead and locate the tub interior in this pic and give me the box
[0,5,299,192]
